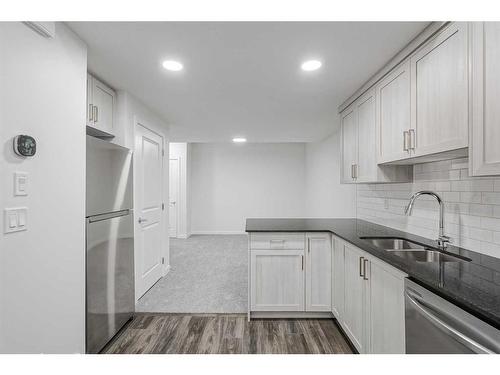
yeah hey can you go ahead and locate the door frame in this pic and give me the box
[168,157,180,238]
[133,117,169,301]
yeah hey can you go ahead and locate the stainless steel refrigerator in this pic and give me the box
[86,135,134,354]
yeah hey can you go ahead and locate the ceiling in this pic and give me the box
[68,22,429,142]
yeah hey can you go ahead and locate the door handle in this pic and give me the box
[359,256,364,277]
[138,217,148,224]
[403,130,409,152]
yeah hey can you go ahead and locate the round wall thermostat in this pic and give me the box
[13,135,36,157]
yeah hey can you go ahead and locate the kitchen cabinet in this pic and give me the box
[87,73,116,136]
[305,233,331,312]
[375,60,412,164]
[368,257,406,354]
[341,89,411,183]
[341,104,357,183]
[410,22,469,158]
[331,237,345,319]
[250,249,305,311]
[337,240,406,354]
[342,243,368,353]
[470,22,500,176]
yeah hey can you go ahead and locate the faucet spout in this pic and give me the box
[404,190,450,249]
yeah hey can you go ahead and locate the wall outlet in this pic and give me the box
[4,207,27,234]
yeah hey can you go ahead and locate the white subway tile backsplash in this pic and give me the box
[357,157,500,258]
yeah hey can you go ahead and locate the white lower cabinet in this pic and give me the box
[333,236,407,354]
[331,237,345,319]
[306,233,332,311]
[250,249,305,311]
[342,243,369,353]
[249,232,331,313]
[369,257,406,353]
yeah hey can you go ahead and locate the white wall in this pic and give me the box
[190,143,306,233]
[0,23,87,353]
[169,142,191,238]
[305,130,357,218]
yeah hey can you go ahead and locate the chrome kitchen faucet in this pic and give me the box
[404,191,451,249]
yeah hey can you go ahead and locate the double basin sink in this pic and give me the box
[360,237,471,264]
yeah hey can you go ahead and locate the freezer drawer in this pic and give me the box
[405,279,500,354]
[86,210,134,354]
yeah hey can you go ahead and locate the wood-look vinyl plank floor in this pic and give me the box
[103,314,355,354]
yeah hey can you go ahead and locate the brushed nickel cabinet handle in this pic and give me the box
[94,106,99,123]
[409,129,416,151]
[359,256,364,277]
[351,164,357,180]
[301,255,304,270]
[89,104,93,121]
[403,130,409,152]
[363,258,369,280]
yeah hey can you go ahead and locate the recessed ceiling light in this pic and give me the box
[162,60,183,72]
[232,137,247,143]
[301,60,322,72]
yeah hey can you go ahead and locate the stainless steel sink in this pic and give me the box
[360,237,470,263]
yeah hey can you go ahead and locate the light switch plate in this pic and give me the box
[4,207,27,234]
[14,172,28,196]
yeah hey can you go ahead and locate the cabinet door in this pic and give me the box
[356,89,377,182]
[343,244,367,353]
[250,250,304,311]
[369,259,406,353]
[305,233,331,312]
[331,237,345,320]
[410,22,469,157]
[91,77,115,134]
[471,22,500,176]
[86,74,94,127]
[376,61,411,163]
[341,105,357,183]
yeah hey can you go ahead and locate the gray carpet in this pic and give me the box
[136,234,248,313]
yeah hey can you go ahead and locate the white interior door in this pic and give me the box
[135,123,165,299]
[169,158,179,238]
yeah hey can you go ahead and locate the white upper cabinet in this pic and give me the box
[341,89,411,184]
[410,22,469,157]
[341,105,358,183]
[375,60,412,164]
[87,73,116,136]
[305,233,332,312]
[356,90,377,182]
[470,22,500,176]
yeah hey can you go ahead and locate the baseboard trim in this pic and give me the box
[250,311,334,319]
[190,231,247,235]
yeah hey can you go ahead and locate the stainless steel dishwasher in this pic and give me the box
[405,279,500,354]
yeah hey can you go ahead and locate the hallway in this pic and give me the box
[136,235,248,313]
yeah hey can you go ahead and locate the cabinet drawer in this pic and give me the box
[250,233,305,250]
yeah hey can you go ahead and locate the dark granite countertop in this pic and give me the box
[246,218,500,330]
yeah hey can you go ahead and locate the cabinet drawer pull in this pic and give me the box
[403,130,409,152]
[94,106,99,123]
[363,258,369,280]
[351,164,357,180]
[409,129,416,151]
[301,255,304,270]
[359,256,364,277]
[89,104,93,121]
